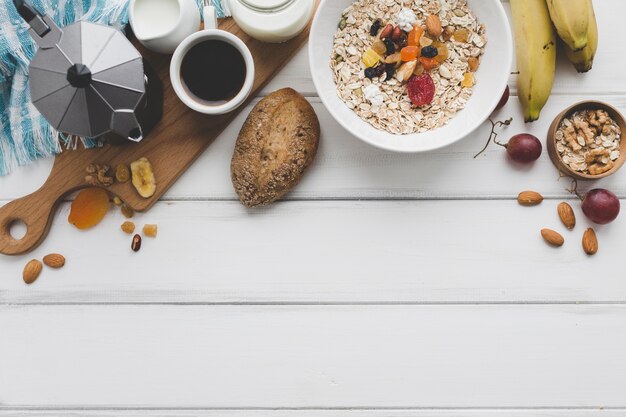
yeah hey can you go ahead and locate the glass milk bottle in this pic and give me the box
[228,0,315,43]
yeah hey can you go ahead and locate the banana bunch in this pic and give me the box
[510,0,598,122]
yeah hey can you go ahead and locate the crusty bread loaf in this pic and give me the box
[231,88,320,207]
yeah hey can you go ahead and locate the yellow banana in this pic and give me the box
[546,0,589,51]
[565,0,598,73]
[510,0,556,122]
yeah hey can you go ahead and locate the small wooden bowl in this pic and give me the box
[547,100,626,180]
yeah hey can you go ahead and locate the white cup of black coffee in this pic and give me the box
[170,5,254,115]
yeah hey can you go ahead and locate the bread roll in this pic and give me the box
[231,88,320,207]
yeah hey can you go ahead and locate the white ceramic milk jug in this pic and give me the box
[129,0,201,54]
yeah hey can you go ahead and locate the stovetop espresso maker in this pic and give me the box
[13,0,162,143]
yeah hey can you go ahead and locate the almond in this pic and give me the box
[541,229,564,247]
[557,202,576,230]
[518,191,543,206]
[582,228,598,255]
[43,253,65,269]
[23,259,43,284]
[425,15,442,37]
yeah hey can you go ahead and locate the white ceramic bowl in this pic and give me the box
[309,0,513,153]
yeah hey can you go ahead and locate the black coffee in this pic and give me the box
[180,40,246,105]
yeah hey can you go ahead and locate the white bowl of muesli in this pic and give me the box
[309,0,512,153]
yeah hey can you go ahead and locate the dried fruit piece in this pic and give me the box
[113,196,123,206]
[408,26,424,46]
[43,253,65,269]
[413,63,425,76]
[68,187,110,230]
[443,26,455,41]
[518,191,543,206]
[400,46,419,62]
[396,33,408,49]
[365,63,386,79]
[395,60,418,83]
[23,259,43,284]
[370,19,382,36]
[121,221,135,234]
[557,202,576,230]
[434,43,449,63]
[582,228,598,255]
[383,38,396,55]
[419,34,433,47]
[453,28,470,42]
[131,234,142,252]
[421,45,438,58]
[541,229,564,247]
[391,26,403,41]
[425,15,442,37]
[143,224,158,238]
[115,164,130,183]
[418,56,439,71]
[468,57,480,72]
[371,40,387,56]
[385,53,401,64]
[362,48,382,67]
[379,23,393,40]
[121,204,134,219]
[131,157,157,199]
[461,72,475,87]
[385,63,396,80]
[407,74,435,107]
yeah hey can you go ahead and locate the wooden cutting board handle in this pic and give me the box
[0,162,84,255]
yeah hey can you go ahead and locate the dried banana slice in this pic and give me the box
[130,157,157,198]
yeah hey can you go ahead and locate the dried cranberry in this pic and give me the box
[407,74,435,106]
[421,45,438,58]
[370,19,382,36]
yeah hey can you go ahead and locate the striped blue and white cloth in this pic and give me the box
[0,0,229,177]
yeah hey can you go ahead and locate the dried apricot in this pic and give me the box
[419,56,439,71]
[400,46,419,62]
[68,187,110,230]
[407,26,424,47]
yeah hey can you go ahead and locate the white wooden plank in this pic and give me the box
[1,199,625,304]
[2,304,626,407]
[1,94,625,203]
[0,410,622,416]
[262,0,623,96]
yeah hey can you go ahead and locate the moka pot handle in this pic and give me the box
[13,0,62,48]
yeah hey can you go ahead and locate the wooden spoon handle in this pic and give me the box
[0,188,62,256]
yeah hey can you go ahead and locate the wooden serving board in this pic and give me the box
[0,10,317,256]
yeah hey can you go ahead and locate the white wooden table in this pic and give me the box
[2,1,626,415]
